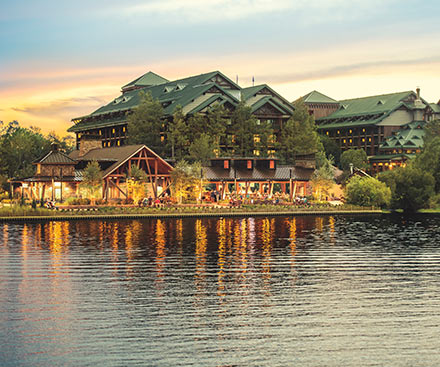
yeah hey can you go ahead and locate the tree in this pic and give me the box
[378,166,434,212]
[345,176,391,208]
[80,161,102,204]
[311,152,335,200]
[340,149,369,172]
[126,165,148,202]
[170,160,204,203]
[230,101,258,156]
[127,91,165,154]
[188,133,216,165]
[167,106,189,161]
[320,134,341,167]
[414,136,440,192]
[423,119,440,143]
[0,121,51,179]
[277,99,322,164]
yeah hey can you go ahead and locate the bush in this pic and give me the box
[378,166,435,212]
[345,176,391,208]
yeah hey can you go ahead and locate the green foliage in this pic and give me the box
[340,149,369,172]
[346,176,391,208]
[423,119,440,143]
[188,133,216,165]
[311,152,335,200]
[378,167,435,212]
[170,161,204,203]
[414,136,440,192]
[277,99,322,164]
[168,106,189,160]
[127,91,165,154]
[0,121,52,179]
[127,164,148,182]
[80,161,102,203]
[230,101,259,156]
[320,134,341,166]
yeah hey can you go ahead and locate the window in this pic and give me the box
[269,160,275,169]
[224,160,229,169]
[247,160,252,169]
[117,140,120,146]
[36,164,41,174]
[254,134,261,143]
[253,150,260,156]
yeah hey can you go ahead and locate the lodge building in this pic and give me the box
[302,88,439,171]
[69,70,295,155]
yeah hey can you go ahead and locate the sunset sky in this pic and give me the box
[1,0,440,135]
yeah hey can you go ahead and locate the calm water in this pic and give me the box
[1,214,440,366]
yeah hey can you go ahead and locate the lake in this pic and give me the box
[1,214,440,366]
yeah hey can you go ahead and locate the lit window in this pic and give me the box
[326,131,329,135]
[254,134,261,143]
[112,128,115,134]
[337,130,340,134]
[224,160,229,169]
[253,150,260,156]
[349,139,352,143]
[349,129,352,134]
[123,127,126,132]
[343,139,346,143]
[269,160,275,169]
[362,138,365,142]
[247,160,252,169]
[117,140,120,146]
[161,136,165,142]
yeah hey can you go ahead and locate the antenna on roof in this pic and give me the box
[252,76,255,86]
[236,75,238,84]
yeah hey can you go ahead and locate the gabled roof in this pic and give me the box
[122,71,169,92]
[242,84,295,115]
[301,90,338,104]
[379,121,426,150]
[69,71,242,133]
[69,144,173,179]
[429,103,440,114]
[34,150,76,165]
[317,91,424,129]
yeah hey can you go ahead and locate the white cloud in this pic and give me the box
[118,0,398,23]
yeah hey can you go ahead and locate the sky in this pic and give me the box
[1,0,440,135]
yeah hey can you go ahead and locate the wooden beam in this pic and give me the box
[108,179,127,197]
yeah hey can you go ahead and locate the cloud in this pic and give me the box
[11,96,107,120]
[118,0,398,23]
[255,55,440,84]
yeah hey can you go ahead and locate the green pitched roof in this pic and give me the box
[122,71,169,91]
[317,91,422,129]
[379,121,426,150]
[301,90,338,104]
[69,71,241,133]
[242,84,295,115]
[430,103,440,113]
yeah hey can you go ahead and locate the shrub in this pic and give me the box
[378,166,435,212]
[345,176,391,208]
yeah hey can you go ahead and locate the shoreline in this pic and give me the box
[0,209,383,222]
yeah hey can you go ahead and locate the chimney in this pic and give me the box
[51,143,59,152]
[416,87,421,99]
[79,135,102,157]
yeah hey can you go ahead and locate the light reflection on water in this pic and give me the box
[1,214,440,366]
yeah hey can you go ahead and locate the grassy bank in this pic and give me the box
[0,204,382,221]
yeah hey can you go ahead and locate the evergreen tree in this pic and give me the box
[167,106,189,160]
[126,91,165,154]
[188,133,217,165]
[80,161,102,205]
[277,99,322,164]
[230,101,258,156]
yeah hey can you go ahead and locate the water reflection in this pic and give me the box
[2,214,440,367]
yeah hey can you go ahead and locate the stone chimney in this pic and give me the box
[79,135,102,157]
[413,86,425,121]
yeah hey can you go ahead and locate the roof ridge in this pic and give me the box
[339,90,413,102]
